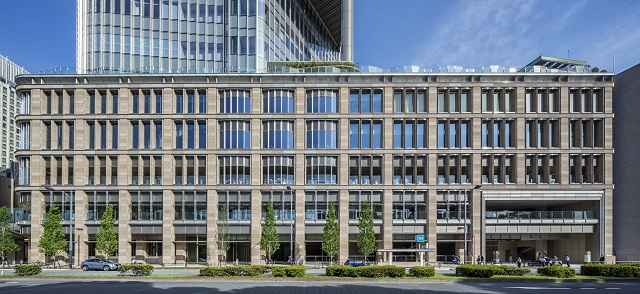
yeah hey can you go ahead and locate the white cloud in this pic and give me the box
[412,0,541,69]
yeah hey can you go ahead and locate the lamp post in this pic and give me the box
[44,186,74,269]
[287,186,293,265]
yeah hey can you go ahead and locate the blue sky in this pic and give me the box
[1,0,640,73]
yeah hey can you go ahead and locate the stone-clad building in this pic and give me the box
[15,60,614,265]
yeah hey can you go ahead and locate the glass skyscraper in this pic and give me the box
[76,0,353,73]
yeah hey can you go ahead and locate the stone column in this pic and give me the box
[338,189,349,264]
[294,188,305,265]
[162,190,175,265]
[29,190,45,262]
[74,190,88,266]
[382,189,393,262]
[427,189,437,262]
[206,189,218,266]
[250,189,262,264]
[117,190,132,264]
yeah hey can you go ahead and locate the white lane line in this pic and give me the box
[604,288,621,290]
[5,282,18,284]
[505,287,571,290]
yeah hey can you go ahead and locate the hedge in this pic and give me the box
[537,266,576,278]
[199,265,305,277]
[358,265,405,278]
[325,265,358,277]
[325,265,405,278]
[455,265,506,278]
[409,266,435,277]
[454,265,530,278]
[14,264,42,276]
[117,264,155,276]
[581,264,640,278]
[501,266,531,276]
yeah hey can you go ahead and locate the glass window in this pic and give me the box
[175,122,183,149]
[198,122,206,149]
[263,120,294,149]
[221,89,250,114]
[306,89,337,113]
[263,90,294,113]
[306,120,337,149]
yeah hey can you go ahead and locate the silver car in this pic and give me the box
[81,258,119,271]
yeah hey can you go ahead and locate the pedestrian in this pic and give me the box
[516,257,522,268]
[565,255,570,267]
[477,255,481,265]
[599,255,605,264]
[287,255,292,265]
[480,255,484,265]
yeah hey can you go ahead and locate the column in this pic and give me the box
[117,190,132,264]
[250,190,262,264]
[206,190,219,266]
[294,188,305,265]
[162,190,175,265]
[427,189,437,263]
[382,189,393,262]
[338,189,349,264]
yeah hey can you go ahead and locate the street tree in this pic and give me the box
[357,201,377,262]
[218,204,231,265]
[95,204,118,260]
[38,205,68,268]
[259,199,279,264]
[322,202,339,264]
[0,206,19,267]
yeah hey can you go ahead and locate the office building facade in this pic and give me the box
[613,63,640,262]
[0,54,28,171]
[15,64,614,266]
[76,0,353,74]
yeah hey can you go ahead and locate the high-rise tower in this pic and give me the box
[76,0,353,74]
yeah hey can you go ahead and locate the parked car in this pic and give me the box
[344,260,372,267]
[81,258,119,271]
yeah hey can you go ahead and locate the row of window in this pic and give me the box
[35,87,607,116]
[36,153,606,187]
[31,118,606,151]
[41,189,438,221]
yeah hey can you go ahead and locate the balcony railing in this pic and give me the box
[485,210,595,220]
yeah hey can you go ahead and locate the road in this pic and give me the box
[1,279,639,294]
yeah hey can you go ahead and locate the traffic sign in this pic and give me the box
[415,234,425,243]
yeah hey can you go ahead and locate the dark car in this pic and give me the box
[344,260,372,267]
[81,258,119,271]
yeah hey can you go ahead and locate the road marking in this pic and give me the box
[580,288,596,290]
[604,288,620,290]
[505,287,571,290]
[5,282,18,284]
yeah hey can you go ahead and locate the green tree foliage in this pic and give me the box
[0,206,19,267]
[38,205,68,266]
[259,199,280,263]
[357,201,377,261]
[95,204,118,260]
[218,204,231,263]
[322,202,339,263]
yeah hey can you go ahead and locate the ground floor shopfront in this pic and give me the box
[17,188,612,266]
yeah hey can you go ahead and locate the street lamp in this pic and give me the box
[43,186,74,269]
[463,185,482,265]
[287,186,293,265]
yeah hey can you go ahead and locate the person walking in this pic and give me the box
[565,255,571,267]
[516,257,522,268]
[477,255,481,264]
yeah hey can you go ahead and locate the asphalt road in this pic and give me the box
[1,279,639,294]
